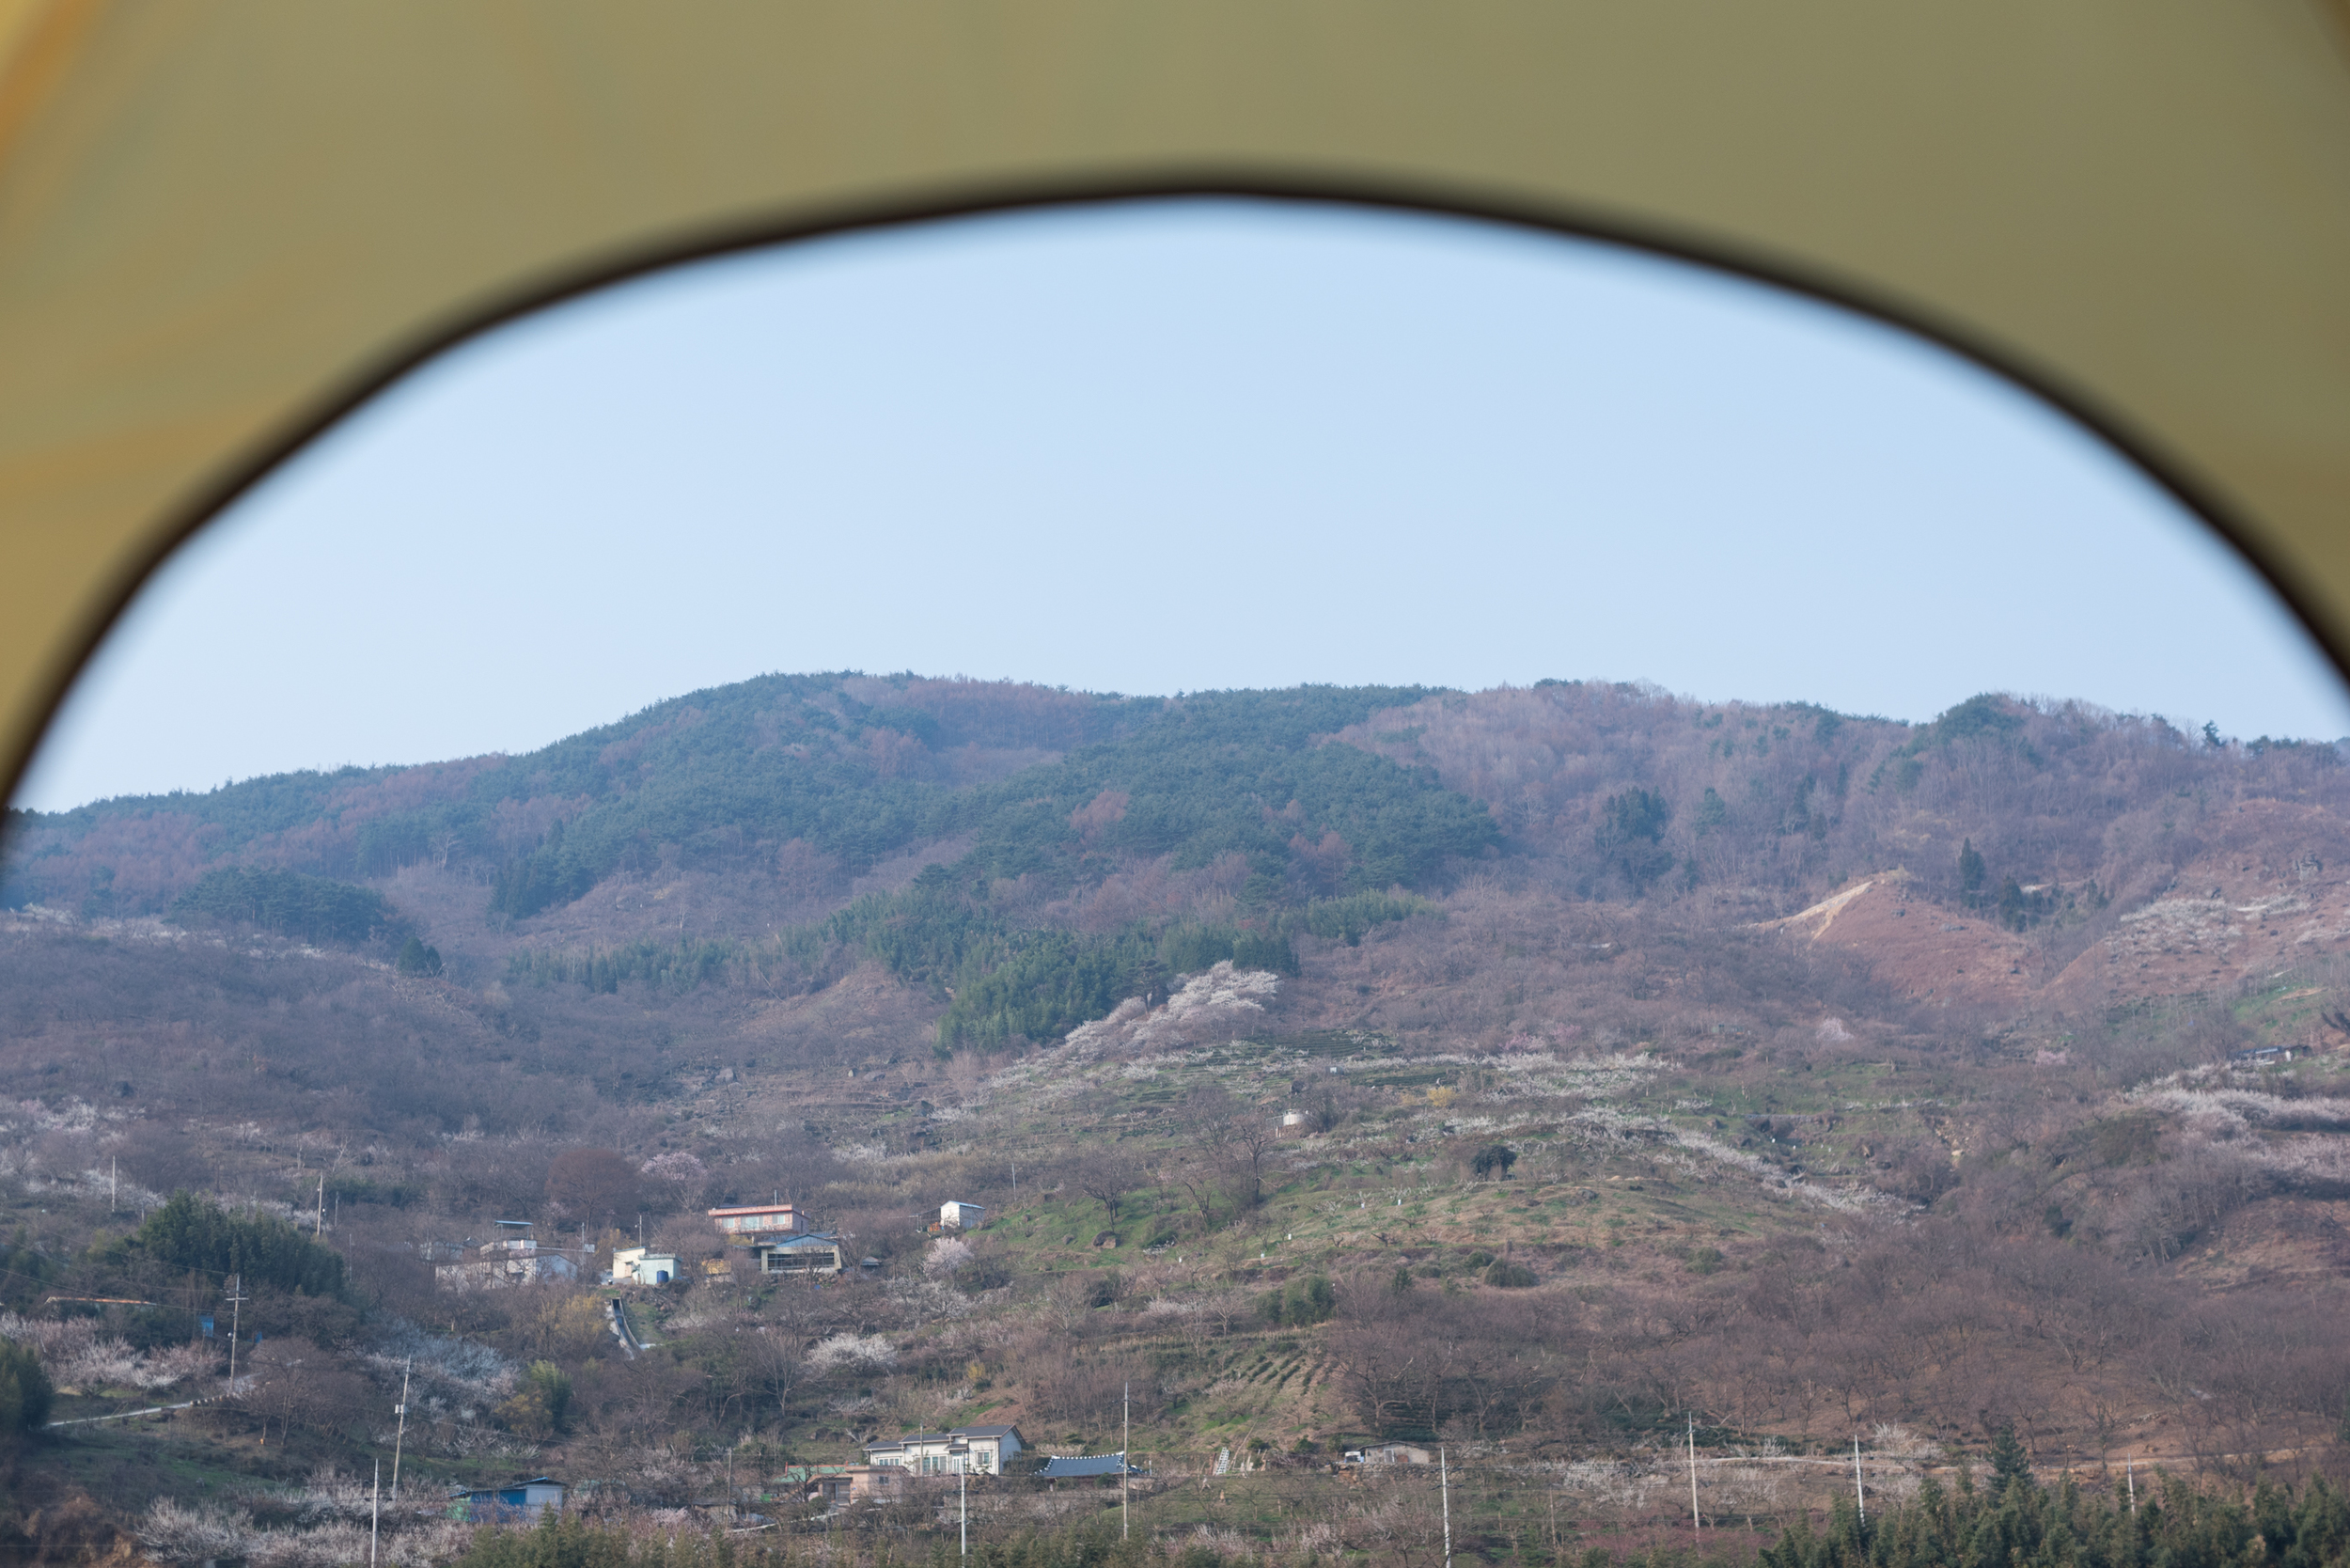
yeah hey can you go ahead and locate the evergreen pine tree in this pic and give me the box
[1988,1424,2032,1491]
[1998,875,2028,932]
[1958,839,1987,906]
[0,1338,53,1440]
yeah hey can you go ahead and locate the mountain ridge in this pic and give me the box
[10,676,2350,1556]
[13,673,2350,1045]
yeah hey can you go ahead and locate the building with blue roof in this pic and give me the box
[752,1231,845,1276]
[450,1478,564,1521]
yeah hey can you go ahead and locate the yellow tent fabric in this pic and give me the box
[5,2,2350,796]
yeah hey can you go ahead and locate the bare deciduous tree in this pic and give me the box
[1070,1151,1143,1222]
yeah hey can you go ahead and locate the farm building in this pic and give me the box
[434,1223,587,1291]
[708,1202,808,1239]
[609,1247,681,1285]
[751,1232,845,1277]
[1040,1454,1146,1480]
[864,1424,1026,1475]
[450,1478,564,1521]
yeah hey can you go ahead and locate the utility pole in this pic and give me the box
[1686,1415,1700,1532]
[1439,1444,1453,1568]
[390,1359,412,1500]
[2127,1457,2137,1515]
[315,1173,325,1236]
[1854,1435,1865,1527]
[1122,1380,1131,1541]
[960,1462,968,1559]
[223,1275,246,1397]
[110,1157,117,1215]
[369,1459,381,1566]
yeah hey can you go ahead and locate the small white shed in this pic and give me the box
[610,1247,681,1285]
[939,1200,985,1230]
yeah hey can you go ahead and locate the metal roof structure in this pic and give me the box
[1040,1454,1144,1479]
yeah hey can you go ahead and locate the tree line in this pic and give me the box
[1339,682,2350,923]
[167,866,398,946]
[434,1465,2350,1568]
[503,880,1431,1051]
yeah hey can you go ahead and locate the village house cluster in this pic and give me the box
[432,1221,589,1290]
[432,1195,1158,1522]
[435,1197,995,1294]
[798,1423,1145,1507]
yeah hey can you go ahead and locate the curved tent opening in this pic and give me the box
[8,9,2350,1541]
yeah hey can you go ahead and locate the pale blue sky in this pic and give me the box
[17,197,2348,812]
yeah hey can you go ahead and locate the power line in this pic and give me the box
[222,1274,247,1399]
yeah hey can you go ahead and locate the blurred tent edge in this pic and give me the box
[4,1,2350,801]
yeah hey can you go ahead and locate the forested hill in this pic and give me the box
[0,674,1493,932]
[8,676,2350,966]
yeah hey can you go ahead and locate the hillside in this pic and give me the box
[6,675,2350,1564]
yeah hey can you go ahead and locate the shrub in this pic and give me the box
[495,1361,572,1438]
[1471,1144,1517,1180]
[808,1334,898,1372]
[923,1237,975,1278]
[0,1338,53,1439]
[1257,1275,1337,1326]
[1482,1262,1537,1289]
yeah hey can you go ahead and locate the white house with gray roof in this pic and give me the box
[863,1424,1026,1475]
